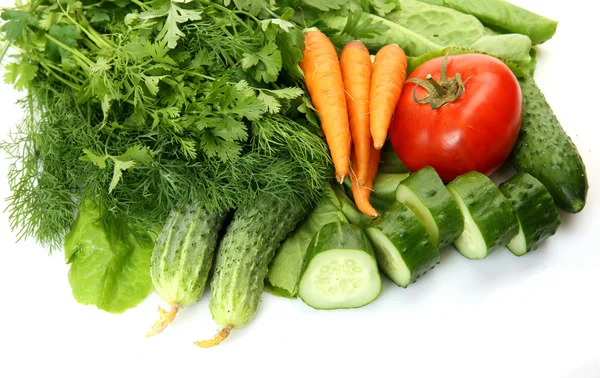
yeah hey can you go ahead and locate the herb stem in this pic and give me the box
[39,62,82,91]
[0,41,10,63]
[45,34,93,68]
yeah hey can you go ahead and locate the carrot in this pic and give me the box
[299,28,351,183]
[370,44,408,150]
[350,143,382,218]
[340,40,372,186]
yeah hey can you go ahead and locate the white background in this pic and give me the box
[1,1,599,377]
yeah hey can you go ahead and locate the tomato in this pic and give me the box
[389,54,522,183]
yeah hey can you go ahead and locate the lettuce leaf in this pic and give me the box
[265,185,347,298]
[64,199,156,314]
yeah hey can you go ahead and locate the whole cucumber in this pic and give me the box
[196,195,307,347]
[147,203,227,337]
[511,76,588,213]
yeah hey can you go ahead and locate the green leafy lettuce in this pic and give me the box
[64,199,157,314]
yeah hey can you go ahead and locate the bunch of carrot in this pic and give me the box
[299,28,408,217]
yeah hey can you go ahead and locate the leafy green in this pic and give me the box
[64,199,157,314]
[425,0,558,45]
[470,34,533,74]
[3,60,38,91]
[407,46,529,78]
[385,0,485,48]
[266,185,347,298]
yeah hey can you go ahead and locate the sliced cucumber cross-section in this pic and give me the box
[396,166,464,247]
[499,172,561,256]
[447,171,519,260]
[366,202,440,288]
[299,222,381,309]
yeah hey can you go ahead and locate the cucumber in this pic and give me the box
[342,173,410,214]
[378,140,411,174]
[147,203,226,337]
[511,76,588,213]
[197,196,306,347]
[372,173,410,202]
[447,171,519,260]
[396,166,463,247]
[499,173,561,256]
[365,202,440,288]
[298,222,381,310]
[265,185,347,298]
[332,184,373,229]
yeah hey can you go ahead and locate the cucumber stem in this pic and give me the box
[146,304,181,338]
[194,325,234,348]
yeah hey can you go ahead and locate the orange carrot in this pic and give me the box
[370,44,408,150]
[340,41,372,186]
[350,143,382,218]
[299,28,351,183]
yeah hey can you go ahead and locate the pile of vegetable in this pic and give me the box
[0,0,588,347]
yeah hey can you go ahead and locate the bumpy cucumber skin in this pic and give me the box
[150,204,226,307]
[511,77,588,213]
[448,172,519,257]
[499,173,561,255]
[209,198,306,328]
[397,166,464,247]
[301,222,377,276]
[368,202,440,286]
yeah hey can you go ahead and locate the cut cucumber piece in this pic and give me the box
[366,202,440,288]
[372,173,410,202]
[299,222,381,309]
[396,166,464,247]
[447,171,519,260]
[499,173,561,256]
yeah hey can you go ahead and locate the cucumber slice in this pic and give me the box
[396,166,464,247]
[499,173,561,256]
[447,171,519,260]
[372,173,410,202]
[299,222,381,309]
[365,202,440,288]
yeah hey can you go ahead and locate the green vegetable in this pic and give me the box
[63,199,157,314]
[0,1,332,251]
[511,77,588,213]
[407,46,529,78]
[199,195,306,347]
[470,34,533,74]
[319,12,443,56]
[298,222,381,310]
[499,173,561,256]
[425,0,558,45]
[396,166,463,247]
[147,203,227,337]
[372,173,410,203]
[266,185,347,298]
[386,0,485,48]
[332,184,373,229]
[378,141,411,174]
[366,202,440,288]
[447,171,519,260]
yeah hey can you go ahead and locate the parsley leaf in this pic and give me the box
[369,0,400,16]
[157,2,203,49]
[46,24,81,61]
[241,42,282,83]
[3,60,38,91]
[301,0,347,11]
[1,9,36,42]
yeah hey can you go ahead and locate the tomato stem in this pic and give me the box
[407,53,470,110]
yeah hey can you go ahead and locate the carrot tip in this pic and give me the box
[374,143,384,150]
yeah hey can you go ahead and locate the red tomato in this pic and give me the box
[389,54,522,183]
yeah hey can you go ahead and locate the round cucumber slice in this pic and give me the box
[507,223,527,256]
[396,166,463,247]
[499,172,561,256]
[448,188,488,260]
[447,171,520,260]
[299,222,381,309]
[299,249,381,310]
[366,202,440,288]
